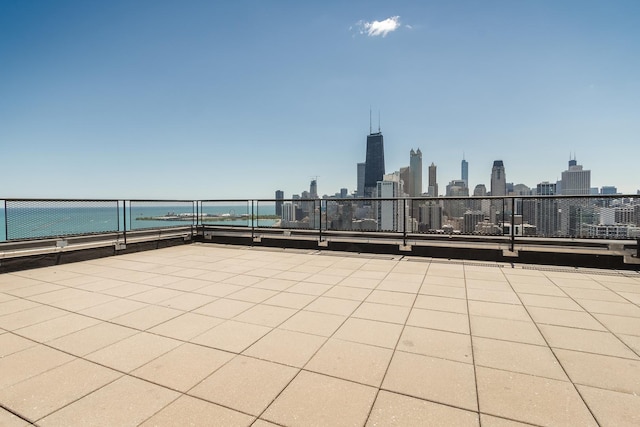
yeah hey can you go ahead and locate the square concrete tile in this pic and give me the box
[468,300,529,321]
[480,414,536,426]
[189,355,298,416]
[473,336,568,380]
[511,282,566,296]
[263,292,316,309]
[101,283,157,298]
[376,279,421,293]
[366,390,479,427]
[38,375,179,427]
[304,296,360,316]
[47,322,138,356]
[0,345,74,389]
[407,308,470,334]
[563,287,626,302]
[194,282,245,297]
[470,316,546,345]
[111,305,183,330]
[0,359,120,421]
[0,305,67,330]
[397,326,473,364]
[139,395,254,427]
[577,384,640,427]
[528,306,607,331]
[133,343,233,392]
[0,407,30,426]
[338,276,381,289]
[148,312,224,341]
[243,328,327,367]
[466,289,521,305]
[554,349,640,395]
[419,283,467,299]
[365,290,416,307]
[305,338,393,387]
[519,294,584,311]
[619,333,640,354]
[15,313,101,342]
[415,294,468,314]
[77,296,148,320]
[333,317,403,349]
[233,304,297,327]
[476,366,597,427]
[577,299,640,317]
[251,277,296,291]
[192,320,271,353]
[263,370,377,427]
[539,324,638,358]
[280,310,346,337]
[156,292,216,311]
[593,312,640,336]
[323,285,371,301]
[286,281,333,295]
[352,302,410,324]
[86,332,181,372]
[382,351,477,411]
[227,287,279,303]
[0,332,37,357]
[193,298,255,318]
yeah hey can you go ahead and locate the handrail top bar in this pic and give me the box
[1,194,638,203]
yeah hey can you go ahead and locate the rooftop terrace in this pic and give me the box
[1,244,639,426]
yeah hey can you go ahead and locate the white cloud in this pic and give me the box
[356,16,402,37]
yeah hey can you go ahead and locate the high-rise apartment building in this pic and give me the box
[490,160,506,196]
[461,157,468,186]
[410,149,422,197]
[275,190,284,217]
[428,163,438,197]
[376,173,406,232]
[560,158,591,195]
[310,179,318,199]
[400,167,412,198]
[364,131,385,198]
[356,162,366,197]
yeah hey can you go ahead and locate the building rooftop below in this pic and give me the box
[1,244,639,426]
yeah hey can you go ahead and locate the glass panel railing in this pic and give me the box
[3,199,119,241]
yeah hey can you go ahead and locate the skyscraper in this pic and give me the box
[560,158,591,195]
[461,157,468,186]
[364,131,385,198]
[356,162,366,197]
[428,163,438,197]
[490,160,506,196]
[410,149,422,197]
[275,190,284,217]
[310,179,318,199]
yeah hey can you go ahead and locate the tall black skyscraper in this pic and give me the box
[275,190,284,217]
[364,131,385,198]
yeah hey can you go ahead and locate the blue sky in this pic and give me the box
[1,0,639,199]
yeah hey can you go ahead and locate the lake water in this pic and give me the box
[0,202,278,242]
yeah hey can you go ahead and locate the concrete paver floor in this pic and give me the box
[1,243,639,426]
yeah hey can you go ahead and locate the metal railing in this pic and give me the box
[2,196,639,253]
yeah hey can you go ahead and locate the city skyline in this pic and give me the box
[1,1,639,198]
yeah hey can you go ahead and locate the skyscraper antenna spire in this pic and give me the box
[369,107,372,134]
[378,110,381,132]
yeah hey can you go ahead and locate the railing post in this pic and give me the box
[403,198,407,246]
[637,238,640,258]
[251,200,255,241]
[123,200,127,245]
[318,199,322,242]
[4,200,8,241]
[510,197,515,252]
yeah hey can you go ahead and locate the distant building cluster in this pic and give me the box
[274,121,639,238]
